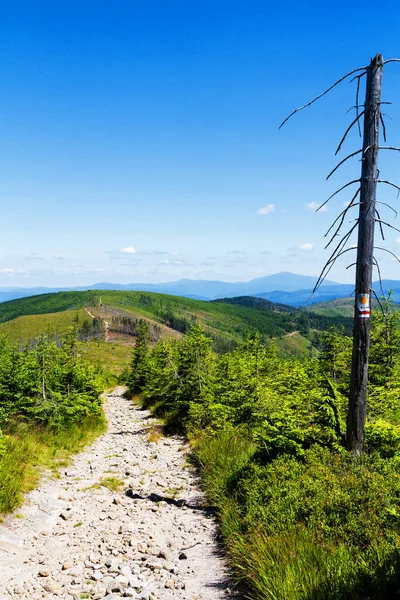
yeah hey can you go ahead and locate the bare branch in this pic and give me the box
[374,246,400,264]
[346,262,356,270]
[324,188,360,239]
[372,258,385,298]
[313,224,358,293]
[374,218,400,234]
[335,112,365,155]
[376,201,398,217]
[376,179,400,190]
[326,150,363,180]
[376,179,400,198]
[383,58,400,65]
[329,245,358,264]
[355,76,362,136]
[313,244,357,295]
[379,146,400,151]
[380,114,387,142]
[375,209,385,241]
[371,288,386,316]
[318,180,360,211]
[347,102,391,112]
[350,72,367,83]
[325,204,361,249]
[279,66,367,129]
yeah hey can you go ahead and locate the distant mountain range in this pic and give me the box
[0,272,399,306]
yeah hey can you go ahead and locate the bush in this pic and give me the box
[365,419,400,457]
[127,320,400,599]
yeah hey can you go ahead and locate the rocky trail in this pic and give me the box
[0,388,232,600]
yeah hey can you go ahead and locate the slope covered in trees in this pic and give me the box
[0,290,352,356]
[127,309,400,599]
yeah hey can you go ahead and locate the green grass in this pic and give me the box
[194,432,400,600]
[0,309,88,343]
[275,331,315,359]
[310,298,355,317]
[0,414,106,513]
[78,339,132,375]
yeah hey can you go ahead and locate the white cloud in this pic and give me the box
[299,243,314,251]
[158,259,188,267]
[137,250,170,256]
[306,202,328,213]
[120,246,136,254]
[24,253,45,261]
[257,204,275,215]
[0,267,17,274]
[396,237,400,245]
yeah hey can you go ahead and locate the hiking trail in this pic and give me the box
[0,387,231,600]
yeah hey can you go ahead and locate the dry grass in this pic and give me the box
[147,425,163,444]
[85,476,124,492]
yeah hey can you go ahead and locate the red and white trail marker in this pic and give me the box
[357,293,370,319]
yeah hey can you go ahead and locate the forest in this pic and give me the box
[126,308,400,600]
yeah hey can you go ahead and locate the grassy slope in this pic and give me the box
[310,298,355,318]
[276,332,316,359]
[310,297,400,318]
[0,308,88,344]
[78,340,132,375]
[0,290,352,348]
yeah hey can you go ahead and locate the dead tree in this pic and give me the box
[280,53,400,455]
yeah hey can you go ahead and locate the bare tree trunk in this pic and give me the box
[347,54,384,455]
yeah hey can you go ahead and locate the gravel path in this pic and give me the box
[0,388,231,600]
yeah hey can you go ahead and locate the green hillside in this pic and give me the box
[0,308,88,344]
[310,296,400,319]
[310,297,355,317]
[0,290,352,356]
[213,295,352,334]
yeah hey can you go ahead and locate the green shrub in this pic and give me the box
[128,319,400,599]
[365,418,400,457]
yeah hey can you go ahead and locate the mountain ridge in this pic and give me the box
[0,272,399,305]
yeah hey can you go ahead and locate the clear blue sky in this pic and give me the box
[2,0,400,286]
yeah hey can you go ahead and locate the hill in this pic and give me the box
[0,290,353,361]
[0,272,340,304]
[310,295,400,318]
[1,274,400,305]
[310,297,355,317]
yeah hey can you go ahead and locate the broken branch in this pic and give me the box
[279,66,367,128]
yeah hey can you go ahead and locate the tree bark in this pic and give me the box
[347,54,384,455]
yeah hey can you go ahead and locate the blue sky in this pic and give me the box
[2,0,400,286]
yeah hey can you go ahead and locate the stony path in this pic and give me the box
[0,388,231,600]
